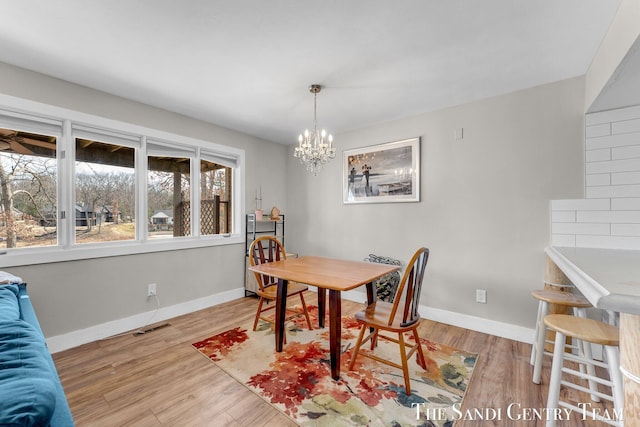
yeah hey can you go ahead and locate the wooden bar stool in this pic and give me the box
[531,289,592,384]
[544,314,624,427]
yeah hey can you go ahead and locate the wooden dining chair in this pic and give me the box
[248,236,313,333]
[348,247,430,395]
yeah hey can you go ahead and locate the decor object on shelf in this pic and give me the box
[293,84,336,175]
[269,206,280,220]
[344,137,420,204]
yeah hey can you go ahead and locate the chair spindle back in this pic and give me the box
[249,236,286,291]
[388,247,430,328]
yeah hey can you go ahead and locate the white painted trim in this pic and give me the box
[420,306,535,344]
[0,92,246,268]
[340,290,534,344]
[49,287,535,353]
[47,287,245,353]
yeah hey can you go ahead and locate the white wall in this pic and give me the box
[286,77,586,331]
[0,62,289,347]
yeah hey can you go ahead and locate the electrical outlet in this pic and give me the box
[475,289,487,304]
[147,283,157,297]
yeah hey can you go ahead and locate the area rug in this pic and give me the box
[192,306,477,426]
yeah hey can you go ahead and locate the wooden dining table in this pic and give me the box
[248,255,400,380]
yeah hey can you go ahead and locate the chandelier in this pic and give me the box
[294,84,336,174]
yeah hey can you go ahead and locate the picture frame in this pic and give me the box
[343,137,420,204]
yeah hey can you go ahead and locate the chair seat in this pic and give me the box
[354,300,421,332]
[544,314,619,346]
[531,289,591,307]
[257,281,309,300]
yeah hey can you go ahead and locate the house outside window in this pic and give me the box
[147,149,192,238]
[74,136,136,244]
[0,102,244,266]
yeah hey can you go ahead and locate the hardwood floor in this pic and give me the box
[53,293,614,426]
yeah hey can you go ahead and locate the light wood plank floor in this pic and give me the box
[53,293,615,426]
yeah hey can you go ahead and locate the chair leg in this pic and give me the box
[533,301,549,384]
[412,328,427,369]
[253,297,265,331]
[348,325,367,371]
[546,330,566,427]
[370,329,379,350]
[397,332,412,395]
[299,292,313,330]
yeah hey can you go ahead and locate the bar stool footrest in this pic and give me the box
[563,352,610,370]
[559,379,613,402]
[557,401,622,427]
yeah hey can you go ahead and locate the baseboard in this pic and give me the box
[420,306,535,344]
[340,289,535,344]
[49,287,535,353]
[47,287,245,353]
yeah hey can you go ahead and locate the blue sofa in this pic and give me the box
[0,283,74,426]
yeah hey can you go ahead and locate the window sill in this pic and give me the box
[0,234,244,268]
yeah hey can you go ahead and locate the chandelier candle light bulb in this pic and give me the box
[294,84,336,175]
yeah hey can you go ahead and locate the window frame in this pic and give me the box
[0,94,245,268]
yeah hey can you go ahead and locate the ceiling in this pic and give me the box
[589,33,640,113]
[0,1,624,144]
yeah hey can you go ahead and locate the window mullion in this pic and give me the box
[138,136,148,242]
[192,150,200,237]
[60,119,74,248]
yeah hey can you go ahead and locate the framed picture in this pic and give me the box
[343,137,420,204]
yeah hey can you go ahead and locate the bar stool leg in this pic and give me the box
[572,307,600,402]
[533,300,549,384]
[604,345,624,413]
[577,335,601,402]
[531,299,544,365]
[546,330,566,427]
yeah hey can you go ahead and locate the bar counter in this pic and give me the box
[545,246,640,424]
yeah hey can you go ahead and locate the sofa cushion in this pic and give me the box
[0,319,57,426]
[0,284,20,322]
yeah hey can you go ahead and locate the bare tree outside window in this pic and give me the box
[0,126,237,251]
[148,156,191,238]
[75,139,136,244]
[0,128,57,249]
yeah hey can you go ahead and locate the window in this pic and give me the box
[0,127,58,249]
[75,138,136,244]
[0,99,244,266]
[200,159,232,235]
[147,155,191,238]
[147,141,196,239]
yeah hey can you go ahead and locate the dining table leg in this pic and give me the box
[365,281,375,305]
[275,277,288,352]
[366,282,376,335]
[317,288,326,328]
[329,289,342,380]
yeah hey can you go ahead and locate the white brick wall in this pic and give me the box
[551,105,640,249]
